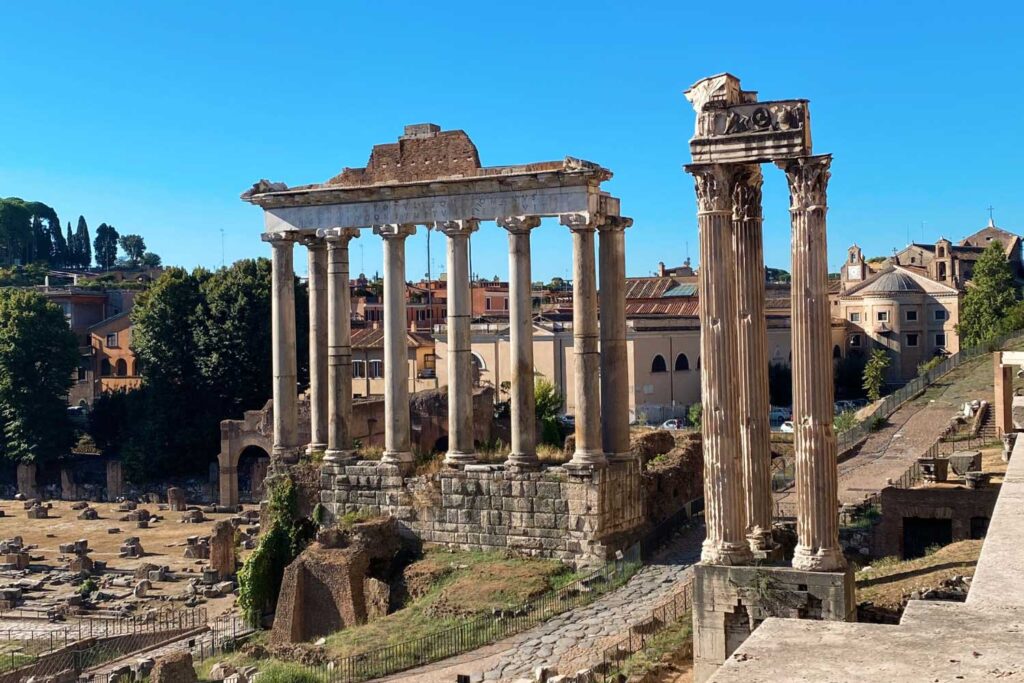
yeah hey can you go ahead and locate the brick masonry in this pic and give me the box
[320,459,646,564]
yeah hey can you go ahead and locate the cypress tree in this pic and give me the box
[75,216,91,269]
[65,223,74,268]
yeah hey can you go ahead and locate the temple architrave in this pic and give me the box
[683,74,856,682]
[241,124,646,562]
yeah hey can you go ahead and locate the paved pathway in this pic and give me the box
[386,522,704,682]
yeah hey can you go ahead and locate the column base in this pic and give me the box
[606,451,635,461]
[380,450,415,476]
[323,449,358,464]
[505,453,541,472]
[443,451,477,468]
[700,539,753,566]
[567,449,608,469]
[747,527,778,555]
[306,443,327,456]
[792,544,847,572]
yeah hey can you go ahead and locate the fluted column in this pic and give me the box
[320,227,360,463]
[303,236,329,453]
[499,216,542,469]
[562,213,605,468]
[598,216,633,460]
[731,166,775,553]
[439,220,479,467]
[262,231,300,463]
[779,154,845,572]
[374,223,417,472]
[686,164,751,565]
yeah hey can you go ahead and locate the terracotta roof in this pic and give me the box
[623,277,678,300]
[625,301,699,316]
[351,327,433,349]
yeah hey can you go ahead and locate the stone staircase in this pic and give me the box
[979,405,997,442]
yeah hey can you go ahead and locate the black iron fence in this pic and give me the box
[600,579,694,680]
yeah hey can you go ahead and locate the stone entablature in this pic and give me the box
[320,460,645,564]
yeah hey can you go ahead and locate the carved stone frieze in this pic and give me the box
[779,155,832,211]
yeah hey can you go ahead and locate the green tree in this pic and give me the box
[75,216,91,268]
[535,377,563,446]
[0,290,78,463]
[0,199,32,266]
[118,234,146,264]
[140,252,162,268]
[862,348,890,402]
[93,223,119,269]
[957,241,1020,347]
[687,401,703,428]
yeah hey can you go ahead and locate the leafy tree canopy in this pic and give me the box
[957,241,1021,347]
[94,224,120,269]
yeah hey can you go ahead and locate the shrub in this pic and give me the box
[917,355,944,377]
[687,402,703,429]
[257,661,327,683]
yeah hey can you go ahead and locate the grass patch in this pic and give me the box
[253,660,329,682]
[856,540,982,611]
[616,615,693,679]
[322,547,570,658]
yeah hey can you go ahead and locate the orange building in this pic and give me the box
[88,313,142,395]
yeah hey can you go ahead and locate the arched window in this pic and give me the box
[132,360,141,376]
[674,353,690,371]
[115,359,128,377]
[651,354,667,373]
[833,345,842,359]
[101,359,112,376]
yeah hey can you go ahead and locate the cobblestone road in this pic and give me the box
[387,521,705,682]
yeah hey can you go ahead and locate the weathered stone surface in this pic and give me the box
[210,520,236,580]
[631,430,676,464]
[151,651,197,683]
[167,487,187,511]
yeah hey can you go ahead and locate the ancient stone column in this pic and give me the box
[499,216,542,469]
[778,154,845,572]
[439,220,479,467]
[686,164,751,565]
[731,165,775,553]
[263,232,300,463]
[320,227,360,463]
[562,213,605,468]
[598,216,633,460]
[303,236,329,453]
[373,223,416,472]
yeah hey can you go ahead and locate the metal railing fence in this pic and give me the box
[599,579,694,680]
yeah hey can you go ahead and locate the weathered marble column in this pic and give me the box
[439,220,479,467]
[373,223,416,472]
[320,227,360,463]
[778,154,845,572]
[303,236,329,453]
[562,213,605,468]
[499,215,542,469]
[685,164,751,565]
[731,166,775,552]
[598,216,633,460]
[262,232,300,463]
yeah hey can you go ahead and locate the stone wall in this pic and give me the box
[872,484,999,558]
[321,459,646,564]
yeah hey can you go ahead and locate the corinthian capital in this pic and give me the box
[777,155,831,212]
[732,165,763,222]
[497,216,541,234]
[435,219,480,238]
[318,227,361,245]
[685,164,735,214]
[372,223,417,240]
[559,212,600,233]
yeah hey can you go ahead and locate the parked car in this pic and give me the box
[769,406,792,423]
[660,418,684,431]
[557,414,575,428]
[779,421,795,433]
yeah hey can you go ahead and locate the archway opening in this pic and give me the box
[237,445,271,503]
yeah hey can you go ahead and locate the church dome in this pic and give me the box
[860,269,923,294]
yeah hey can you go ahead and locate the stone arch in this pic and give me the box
[675,353,690,371]
[651,354,667,373]
[237,444,272,503]
[218,429,273,509]
[470,351,486,386]
[115,359,128,376]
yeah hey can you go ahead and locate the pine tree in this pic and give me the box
[94,224,119,269]
[75,216,91,269]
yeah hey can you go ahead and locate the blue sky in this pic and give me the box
[2,1,1022,281]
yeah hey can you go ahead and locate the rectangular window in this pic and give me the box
[906,310,918,322]
[935,333,947,347]
[485,299,491,310]
[105,333,118,347]
[849,311,861,322]
[369,360,383,379]
[934,308,948,321]
[352,361,366,378]
[906,333,919,347]
[850,334,861,347]
[876,311,889,322]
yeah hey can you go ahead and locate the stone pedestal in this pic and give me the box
[692,563,855,683]
[16,462,38,500]
[994,354,1014,437]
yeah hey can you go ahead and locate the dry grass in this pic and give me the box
[856,540,983,611]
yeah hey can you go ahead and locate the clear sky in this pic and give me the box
[2,1,1022,282]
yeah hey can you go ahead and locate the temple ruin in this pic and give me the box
[242,125,649,561]
[684,74,855,681]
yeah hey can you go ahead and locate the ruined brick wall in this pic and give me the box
[321,460,646,564]
[871,485,999,558]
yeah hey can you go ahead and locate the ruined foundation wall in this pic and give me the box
[320,459,645,563]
